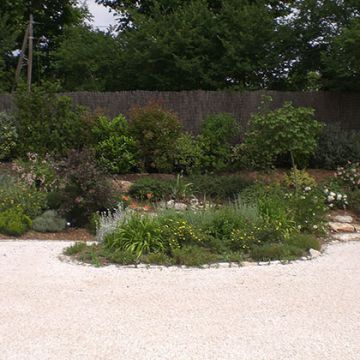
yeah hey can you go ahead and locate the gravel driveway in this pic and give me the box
[1,240,360,360]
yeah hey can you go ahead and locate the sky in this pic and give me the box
[85,0,118,29]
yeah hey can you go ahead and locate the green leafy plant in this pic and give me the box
[0,207,32,236]
[250,243,304,261]
[198,113,240,172]
[348,190,360,216]
[190,174,252,200]
[171,246,219,267]
[63,242,87,256]
[32,210,67,233]
[15,82,90,156]
[129,177,173,201]
[310,124,360,169]
[129,102,182,172]
[0,111,17,160]
[244,100,323,168]
[104,214,165,258]
[173,133,204,174]
[92,114,139,174]
[170,174,193,200]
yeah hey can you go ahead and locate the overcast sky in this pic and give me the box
[85,0,117,29]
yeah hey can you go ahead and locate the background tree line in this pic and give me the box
[0,0,359,92]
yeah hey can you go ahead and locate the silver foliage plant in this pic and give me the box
[96,204,129,242]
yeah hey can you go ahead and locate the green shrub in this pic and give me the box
[198,113,240,172]
[129,178,173,201]
[92,115,139,174]
[104,214,165,258]
[57,149,116,225]
[171,246,219,267]
[32,210,67,233]
[190,174,252,199]
[46,191,63,210]
[15,82,90,156]
[250,243,304,261]
[173,133,204,174]
[64,241,87,256]
[107,249,138,265]
[244,100,323,168]
[283,168,317,190]
[0,207,32,236]
[129,103,182,172]
[142,252,174,266]
[310,123,360,169]
[0,111,17,160]
[348,190,360,216]
[87,212,101,235]
[287,233,321,251]
[256,185,296,237]
[0,176,47,218]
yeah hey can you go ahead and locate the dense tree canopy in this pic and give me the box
[0,0,359,92]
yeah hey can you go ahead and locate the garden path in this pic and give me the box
[0,240,360,360]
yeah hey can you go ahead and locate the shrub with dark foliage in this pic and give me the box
[57,149,115,225]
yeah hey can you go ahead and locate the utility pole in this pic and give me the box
[27,14,34,91]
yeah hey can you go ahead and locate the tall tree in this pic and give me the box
[0,0,86,89]
[114,0,284,90]
[322,18,360,91]
[52,25,122,91]
[281,0,360,90]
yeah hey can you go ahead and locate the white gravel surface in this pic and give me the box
[1,240,360,360]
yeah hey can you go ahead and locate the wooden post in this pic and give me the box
[27,14,34,91]
[14,25,29,89]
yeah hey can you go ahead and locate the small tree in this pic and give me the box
[244,100,323,169]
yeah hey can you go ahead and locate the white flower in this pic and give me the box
[304,186,311,192]
[324,188,329,195]
[327,195,335,202]
[313,225,318,230]
[330,192,336,197]
[329,203,334,208]
[336,194,342,201]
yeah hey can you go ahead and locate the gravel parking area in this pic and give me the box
[1,240,360,360]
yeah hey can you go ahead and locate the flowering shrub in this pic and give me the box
[0,112,17,160]
[13,153,58,192]
[0,176,47,219]
[324,188,348,209]
[335,162,360,190]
